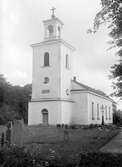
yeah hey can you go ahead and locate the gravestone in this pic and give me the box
[1,132,5,147]
[5,121,13,147]
[11,119,24,147]
[6,127,11,147]
[64,129,69,141]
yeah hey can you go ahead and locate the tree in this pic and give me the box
[113,109,122,125]
[92,0,122,99]
[0,74,32,124]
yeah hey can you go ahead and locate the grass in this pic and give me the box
[22,125,120,165]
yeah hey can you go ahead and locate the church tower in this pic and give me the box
[28,9,75,125]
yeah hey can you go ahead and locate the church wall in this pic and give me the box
[31,43,61,99]
[88,93,113,124]
[60,45,73,99]
[61,102,73,124]
[28,13,114,127]
[71,92,88,124]
[28,101,62,125]
[71,81,85,90]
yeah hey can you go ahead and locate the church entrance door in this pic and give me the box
[42,109,48,125]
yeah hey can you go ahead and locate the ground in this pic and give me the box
[100,128,122,153]
[21,125,120,165]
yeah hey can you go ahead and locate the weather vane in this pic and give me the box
[50,7,56,18]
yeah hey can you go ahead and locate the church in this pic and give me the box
[28,9,113,126]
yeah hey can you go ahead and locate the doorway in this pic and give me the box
[41,109,48,125]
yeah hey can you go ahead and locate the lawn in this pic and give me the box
[22,125,120,165]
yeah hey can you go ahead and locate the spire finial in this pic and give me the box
[50,7,56,18]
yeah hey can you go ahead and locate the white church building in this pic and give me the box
[28,10,113,126]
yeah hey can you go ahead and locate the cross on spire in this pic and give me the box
[50,7,56,18]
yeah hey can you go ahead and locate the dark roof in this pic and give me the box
[71,80,113,101]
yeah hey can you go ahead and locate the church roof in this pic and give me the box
[71,80,114,102]
[31,39,76,51]
[43,17,64,26]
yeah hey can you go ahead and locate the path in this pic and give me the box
[100,129,122,153]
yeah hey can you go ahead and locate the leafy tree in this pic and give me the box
[92,0,122,99]
[0,74,31,124]
[113,109,122,125]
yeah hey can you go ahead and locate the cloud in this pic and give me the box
[6,70,28,86]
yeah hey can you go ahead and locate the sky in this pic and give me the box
[0,0,121,109]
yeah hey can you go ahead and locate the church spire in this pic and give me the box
[50,7,56,18]
[43,8,64,41]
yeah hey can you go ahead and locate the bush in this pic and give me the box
[0,146,64,167]
[79,152,122,167]
[61,124,64,128]
[56,124,61,128]
[113,111,122,126]
[0,147,122,167]
[69,124,78,129]
[64,124,68,129]
[87,124,100,128]
[0,146,32,167]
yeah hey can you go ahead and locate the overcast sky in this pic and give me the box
[1,0,121,108]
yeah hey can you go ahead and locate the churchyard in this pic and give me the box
[0,121,121,166]
[23,124,119,164]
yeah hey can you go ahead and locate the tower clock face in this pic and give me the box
[48,25,54,34]
[44,77,49,84]
[66,89,70,95]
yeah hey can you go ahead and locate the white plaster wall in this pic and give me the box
[28,101,62,125]
[71,81,85,90]
[29,41,75,126]
[71,92,88,124]
[61,101,72,124]
[60,45,74,99]
[32,43,61,99]
[88,93,113,124]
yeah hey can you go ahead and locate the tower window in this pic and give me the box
[44,52,49,66]
[48,25,54,35]
[66,54,69,69]
[58,26,61,36]
[44,77,49,84]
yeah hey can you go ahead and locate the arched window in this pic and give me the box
[92,102,95,120]
[44,52,49,66]
[66,54,69,69]
[41,108,48,114]
[97,104,100,120]
[109,107,111,120]
[48,25,54,36]
[105,106,108,120]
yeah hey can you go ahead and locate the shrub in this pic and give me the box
[56,124,61,128]
[0,147,122,167]
[79,152,122,167]
[113,111,122,126]
[0,146,33,167]
[61,124,64,128]
[64,124,68,129]
[88,124,99,128]
[0,146,64,167]
[70,124,77,129]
